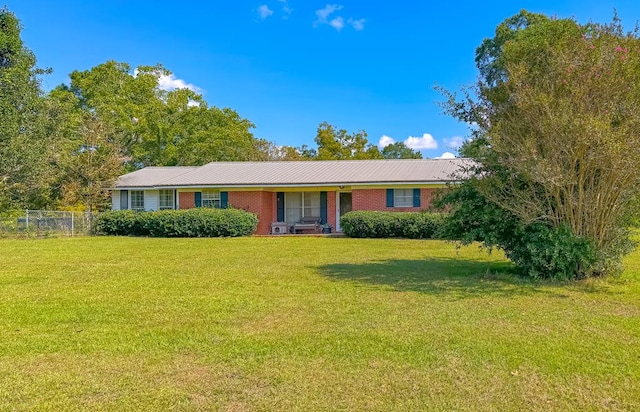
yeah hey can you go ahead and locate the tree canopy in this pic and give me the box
[440,11,640,278]
[63,61,264,169]
[314,121,383,160]
[381,142,423,159]
[0,8,54,210]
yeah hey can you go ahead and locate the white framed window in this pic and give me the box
[202,190,221,208]
[285,192,321,223]
[131,190,145,211]
[159,189,175,210]
[394,189,413,207]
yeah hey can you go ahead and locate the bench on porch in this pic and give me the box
[293,216,322,234]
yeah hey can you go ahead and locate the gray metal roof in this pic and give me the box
[113,159,471,189]
[114,166,199,188]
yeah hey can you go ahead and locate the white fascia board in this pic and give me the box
[112,181,460,190]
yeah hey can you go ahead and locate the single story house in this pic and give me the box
[111,158,468,234]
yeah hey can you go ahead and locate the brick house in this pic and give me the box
[111,159,468,234]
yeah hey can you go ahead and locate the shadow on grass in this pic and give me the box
[317,258,609,298]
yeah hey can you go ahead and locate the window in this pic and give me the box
[393,189,414,207]
[131,190,145,211]
[159,189,175,210]
[303,192,320,217]
[285,192,320,223]
[202,190,221,208]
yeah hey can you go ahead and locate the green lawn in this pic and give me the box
[1,237,639,411]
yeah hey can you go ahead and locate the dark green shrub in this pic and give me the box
[340,211,447,239]
[503,223,597,280]
[94,208,258,237]
[93,210,148,236]
[435,182,598,280]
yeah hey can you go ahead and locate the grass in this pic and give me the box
[0,236,639,411]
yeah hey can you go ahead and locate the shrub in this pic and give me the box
[340,211,447,239]
[94,208,258,237]
[93,210,147,236]
[502,223,597,280]
[435,182,599,280]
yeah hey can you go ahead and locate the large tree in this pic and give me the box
[0,8,55,210]
[381,142,422,159]
[314,121,382,160]
[58,113,123,212]
[62,61,264,169]
[440,11,640,278]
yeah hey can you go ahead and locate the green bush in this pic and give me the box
[502,223,597,280]
[94,208,258,237]
[435,182,599,280]
[340,211,447,239]
[93,210,147,236]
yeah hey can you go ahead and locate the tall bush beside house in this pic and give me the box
[434,183,598,280]
[438,11,640,279]
[94,208,258,237]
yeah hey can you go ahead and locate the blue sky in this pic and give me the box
[7,1,640,158]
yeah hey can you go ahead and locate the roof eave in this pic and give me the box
[111,180,462,190]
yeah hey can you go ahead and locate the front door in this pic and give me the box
[337,192,352,232]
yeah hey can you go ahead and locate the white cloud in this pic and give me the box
[315,4,343,22]
[157,73,200,92]
[315,5,364,31]
[436,152,456,159]
[258,4,274,19]
[378,135,396,148]
[329,16,344,30]
[277,0,292,16]
[348,18,365,31]
[187,99,200,108]
[404,133,438,150]
[444,136,466,149]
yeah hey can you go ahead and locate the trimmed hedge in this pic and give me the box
[340,211,447,239]
[94,208,258,237]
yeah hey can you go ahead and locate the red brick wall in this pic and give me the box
[327,191,337,230]
[177,188,436,234]
[352,188,436,212]
[178,192,195,209]
[229,191,274,235]
[352,189,385,211]
[421,188,435,210]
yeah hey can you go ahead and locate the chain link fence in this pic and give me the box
[0,210,95,237]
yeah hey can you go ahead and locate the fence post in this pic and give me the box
[71,211,75,237]
[25,209,29,229]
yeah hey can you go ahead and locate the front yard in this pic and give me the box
[0,237,638,411]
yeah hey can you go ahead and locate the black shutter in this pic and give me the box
[277,192,285,222]
[386,189,394,207]
[320,191,328,224]
[413,188,421,207]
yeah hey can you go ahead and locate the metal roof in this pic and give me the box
[113,159,471,189]
[114,166,199,188]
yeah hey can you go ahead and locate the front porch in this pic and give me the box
[270,218,335,235]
